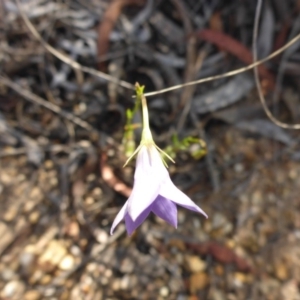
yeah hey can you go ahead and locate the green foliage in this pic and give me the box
[122,84,144,158]
[122,83,207,161]
[164,134,207,160]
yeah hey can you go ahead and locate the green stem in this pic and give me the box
[135,83,153,142]
[141,93,153,142]
[141,94,149,130]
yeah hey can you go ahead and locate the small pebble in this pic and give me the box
[120,275,130,290]
[120,257,135,273]
[44,160,54,169]
[40,274,51,285]
[1,269,16,281]
[24,290,41,300]
[29,211,40,224]
[159,286,169,297]
[59,255,75,271]
[1,280,25,298]
[185,255,207,273]
[189,272,209,294]
[274,263,289,281]
[3,207,18,222]
[43,287,56,297]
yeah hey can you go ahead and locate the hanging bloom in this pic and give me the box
[110,84,207,235]
[110,143,207,235]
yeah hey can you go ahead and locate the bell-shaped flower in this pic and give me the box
[110,143,207,235]
[110,83,207,235]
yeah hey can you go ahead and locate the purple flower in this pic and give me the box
[110,144,207,235]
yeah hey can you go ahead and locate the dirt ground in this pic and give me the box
[1,0,300,299]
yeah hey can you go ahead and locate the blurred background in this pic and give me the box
[1,0,300,299]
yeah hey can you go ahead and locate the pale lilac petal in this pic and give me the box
[134,145,168,179]
[127,177,160,221]
[125,206,152,235]
[127,147,161,221]
[152,196,177,228]
[159,179,208,218]
[134,146,152,178]
[110,201,128,235]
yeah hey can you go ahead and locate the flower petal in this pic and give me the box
[127,146,162,221]
[159,179,208,218]
[152,195,177,228]
[127,176,160,221]
[134,145,168,179]
[125,206,152,235]
[110,201,128,235]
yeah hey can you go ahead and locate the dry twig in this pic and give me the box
[253,0,300,129]
[15,0,135,91]
[0,75,95,132]
[143,32,300,97]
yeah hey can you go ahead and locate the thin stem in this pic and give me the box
[141,94,149,131]
[141,94,153,141]
[252,0,300,129]
[135,83,152,141]
[142,32,300,98]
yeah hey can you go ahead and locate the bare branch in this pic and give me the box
[143,32,300,97]
[253,0,300,129]
[15,0,135,91]
[0,75,96,132]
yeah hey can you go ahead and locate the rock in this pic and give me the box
[1,269,16,281]
[29,187,43,201]
[93,290,103,300]
[43,287,56,297]
[24,290,42,300]
[159,286,169,297]
[100,277,109,286]
[44,160,54,169]
[189,272,209,294]
[29,211,40,224]
[280,280,300,300]
[251,190,263,206]
[112,278,121,291]
[120,275,130,290]
[211,213,233,237]
[0,172,12,184]
[80,274,94,293]
[0,221,14,254]
[168,239,186,251]
[120,257,135,273]
[65,221,80,238]
[258,277,280,298]
[92,187,103,197]
[212,213,227,229]
[60,290,70,300]
[104,269,113,278]
[70,245,82,257]
[214,265,224,276]
[38,240,67,271]
[185,255,207,273]
[29,270,44,285]
[274,262,289,281]
[236,228,259,253]
[169,277,183,293]
[94,228,108,243]
[59,255,75,271]
[210,289,226,300]
[3,206,18,222]
[86,262,97,274]
[40,274,52,285]
[233,272,247,287]
[19,247,36,275]
[1,280,25,298]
